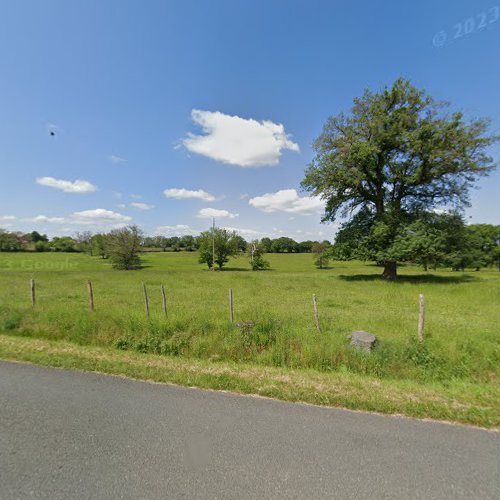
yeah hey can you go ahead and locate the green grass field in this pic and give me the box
[0,251,499,426]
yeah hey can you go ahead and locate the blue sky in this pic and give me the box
[1,0,499,241]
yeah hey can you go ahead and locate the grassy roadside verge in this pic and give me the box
[1,333,498,429]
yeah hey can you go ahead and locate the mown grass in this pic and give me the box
[0,251,498,425]
[0,335,498,428]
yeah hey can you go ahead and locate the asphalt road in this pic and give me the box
[0,361,499,499]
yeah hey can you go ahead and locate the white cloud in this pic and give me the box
[197,208,239,219]
[116,203,126,209]
[222,226,274,239]
[249,189,324,215]
[108,155,127,164]
[28,209,131,228]
[72,209,131,225]
[131,202,154,210]
[163,188,216,202]
[36,176,97,193]
[32,215,66,224]
[130,194,142,200]
[182,109,300,167]
[0,215,16,221]
[154,224,200,236]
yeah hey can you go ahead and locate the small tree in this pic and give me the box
[0,230,23,251]
[234,235,248,253]
[106,225,143,270]
[30,231,48,243]
[466,224,500,269]
[91,233,109,259]
[75,231,93,254]
[390,212,465,270]
[50,236,77,252]
[260,237,273,253]
[312,242,330,269]
[248,240,270,270]
[34,240,50,252]
[179,235,197,251]
[198,227,239,270]
[271,237,299,253]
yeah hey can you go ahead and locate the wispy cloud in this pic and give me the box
[182,110,299,167]
[108,155,127,164]
[249,189,324,215]
[32,215,66,224]
[154,224,200,236]
[222,226,275,239]
[163,188,216,202]
[36,176,97,193]
[131,202,154,210]
[197,208,239,219]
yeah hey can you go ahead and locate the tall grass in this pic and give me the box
[0,252,499,385]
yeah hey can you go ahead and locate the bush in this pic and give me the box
[107,226,143,270]
[34,241,51,252]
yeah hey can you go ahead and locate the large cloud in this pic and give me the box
[249,189,324,215]
[182,110,299,167]
[163,188,216,202]
[197,208,238,219]
[72,209,131,224]
[36,176,97,193]
[30,209,131,227]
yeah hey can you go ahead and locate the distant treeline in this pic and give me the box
[1,218,499,271]
[0,230,329,255]
[141,236,331,254]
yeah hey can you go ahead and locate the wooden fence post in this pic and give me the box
[229,288,234,323]
[143,284,150,318]
[313,294,321,333]
[161,284,167,318]
[30,279,35,307]
[418,293,425,341]
[87,280,94,312]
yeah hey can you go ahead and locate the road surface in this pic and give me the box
[0,360,498,499]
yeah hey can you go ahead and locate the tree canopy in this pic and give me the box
[197,227,240,270]
[106,225,143,270]
[302,78,498,278]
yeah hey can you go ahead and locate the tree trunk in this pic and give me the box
[382,260,397,280]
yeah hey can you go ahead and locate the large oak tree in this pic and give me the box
[302,79,498,279]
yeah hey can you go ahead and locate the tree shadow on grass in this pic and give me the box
[222,267,280,272]
[198,267,253,272]
[337,273,479,284]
